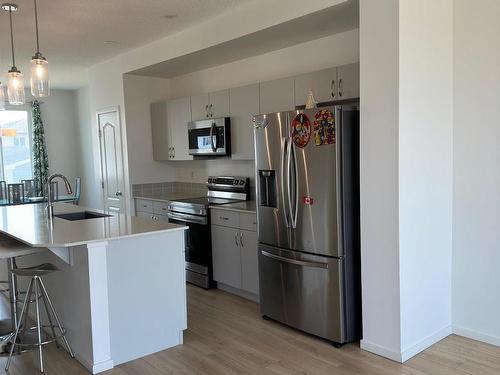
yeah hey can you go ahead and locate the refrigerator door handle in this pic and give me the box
[290,139,299,228]
[261,250,329,269]
[286,137,294,228]
[281,137,291,228]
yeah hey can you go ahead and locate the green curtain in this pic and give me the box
[31,100,49,196]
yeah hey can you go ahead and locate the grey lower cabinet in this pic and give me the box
[211,209,259,298]
[135,198,169,221]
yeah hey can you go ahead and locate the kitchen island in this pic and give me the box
[0,203,187,374]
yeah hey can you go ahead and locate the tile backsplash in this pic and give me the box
[132,181,207,197]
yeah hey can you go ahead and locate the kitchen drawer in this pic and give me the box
[239,213,257,232]
[211,209,239,228]
[136,199,153,213]
[153,201,169,215]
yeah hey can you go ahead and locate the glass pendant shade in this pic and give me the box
[7,69,25,105]
[30,55,49,97]
[0,83,6,110]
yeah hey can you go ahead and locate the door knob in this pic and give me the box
[115,191,122,197]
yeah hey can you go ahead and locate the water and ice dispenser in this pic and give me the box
[259,170,277,208]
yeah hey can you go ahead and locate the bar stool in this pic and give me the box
[5,263,74,373]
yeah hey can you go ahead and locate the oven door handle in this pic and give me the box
[168,211,207,225]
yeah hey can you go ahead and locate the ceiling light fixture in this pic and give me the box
[2,3,25,106]
[30,0,49,97]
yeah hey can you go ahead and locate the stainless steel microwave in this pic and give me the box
[188,117,231,156]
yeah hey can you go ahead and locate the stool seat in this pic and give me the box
[11,263,59,277]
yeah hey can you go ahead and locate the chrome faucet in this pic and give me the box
[47,174,73,218]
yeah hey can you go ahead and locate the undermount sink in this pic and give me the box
[53,211,112,221]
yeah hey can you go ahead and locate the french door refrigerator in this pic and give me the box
[253,105,361,345]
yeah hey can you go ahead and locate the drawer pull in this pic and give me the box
[162,207,167,211]
[220,216,229,221]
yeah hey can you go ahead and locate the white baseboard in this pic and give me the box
[74,353,114,374]
[453,325,500,347]
[217,283,260,303]
[361,325,452,363]
[401,325,452,362]
[360,339,402,362]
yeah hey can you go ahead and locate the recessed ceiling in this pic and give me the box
[130,0,359,79]
[0,0,253,89]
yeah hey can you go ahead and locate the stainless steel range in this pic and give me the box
[167,176,249,288]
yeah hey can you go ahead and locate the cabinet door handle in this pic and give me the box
[234,232,239,247]
[331,79,336,98]
[338,78,343,97]
[205,104,209,118]
[209,103,213,118]
[172,147,175,159]
[239,232,244,247]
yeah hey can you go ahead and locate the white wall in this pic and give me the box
[398,0,453,360]
[41,90,80,185]
[360,0,454,362]
[74,86,100,208]
[122,74,173,185]
[359,0,401,360]
[452,0,500,346]
[169,29,359,97]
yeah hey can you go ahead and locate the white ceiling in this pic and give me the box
[0,0,252,89]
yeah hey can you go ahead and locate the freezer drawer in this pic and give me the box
[258,244,345,343]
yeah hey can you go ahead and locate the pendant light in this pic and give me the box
[30,0,49,97]
[0,83,5,110]
[2,3,25,105]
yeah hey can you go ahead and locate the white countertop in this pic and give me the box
[0,202,187,248]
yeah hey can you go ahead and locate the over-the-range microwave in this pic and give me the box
[188,117,231,157]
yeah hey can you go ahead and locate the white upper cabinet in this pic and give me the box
[166,97,193,161]
[337,62,360,100]
[191,90,230,120]
[259,77,295,114]
[150,102,169,161]
[229,83,259,160]
[190,93,210,121]
[294,67,338,106]
[209,89,230,118]
[294,63,359,106]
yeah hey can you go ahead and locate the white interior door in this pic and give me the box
[97,107,125,213]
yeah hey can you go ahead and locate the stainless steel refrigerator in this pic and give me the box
[253,105,360,345]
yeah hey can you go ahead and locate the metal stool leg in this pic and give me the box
[33,277,44,373]
[19,278,34,347]
[5,278,34,372]
[38,278,74,358]
[41,290,59,349]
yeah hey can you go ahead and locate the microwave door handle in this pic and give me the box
[210,122,217,152]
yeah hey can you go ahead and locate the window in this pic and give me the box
[0,109,33,183]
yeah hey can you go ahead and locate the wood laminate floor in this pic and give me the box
[2,285,500,374]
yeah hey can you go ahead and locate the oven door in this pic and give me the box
[168,212,213,288]
[188,118,230,156]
